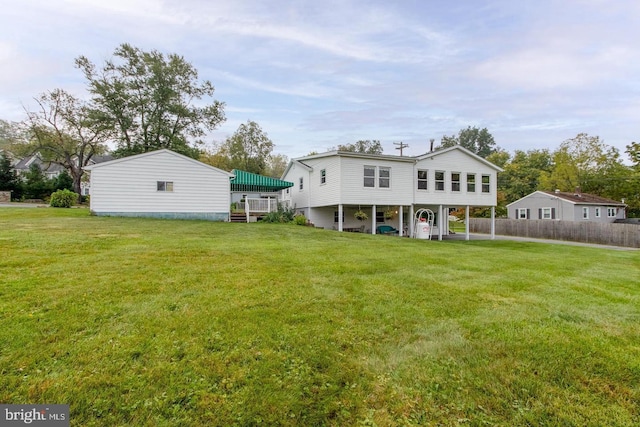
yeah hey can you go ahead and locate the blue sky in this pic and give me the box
[1,0,639,159]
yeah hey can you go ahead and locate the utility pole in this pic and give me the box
[394,142,409,156]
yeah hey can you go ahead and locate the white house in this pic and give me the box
[507,190,626,223]
[84,149,233,221]
[281,145,503,239]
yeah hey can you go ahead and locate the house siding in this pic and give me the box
[508,191,626,223]
[338,157,413,205]
[414,150,498,206]
[87,150,230,220]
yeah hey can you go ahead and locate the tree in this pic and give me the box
[22,163,52,200]
[497,149,553,203]
[0,152,21,199]
[52,170,74,192]
[213,120,274,174]
[0,119,29,153]
[24,89,109,201]
[75,43,225,158]
[335,140,383,154]
[439,126,497,158]
[265,153,289,178]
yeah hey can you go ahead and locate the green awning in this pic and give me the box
[230,169,294,192]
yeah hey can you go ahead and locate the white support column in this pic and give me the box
[398,206,404,236]
[409,205,414,237]
[338,204,343,232]
[372,205,377,234]
[465,205,470,241]
[491,206,496,239]
[438,205,443,241]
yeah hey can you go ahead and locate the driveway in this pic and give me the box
[0,202,48,208]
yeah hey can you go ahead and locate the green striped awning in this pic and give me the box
[230,170,294,192]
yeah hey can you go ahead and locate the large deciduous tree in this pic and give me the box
[25,89,109,200]
[439,126,497,158]
[335,140,383,154]
[209,120,274,174]
[496,149,553,203]
[75,43,225,158]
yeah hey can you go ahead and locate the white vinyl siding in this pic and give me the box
[87,150,230,214]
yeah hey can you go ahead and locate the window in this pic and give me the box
[299,177,303,190]
[517,208,528,219]
[435,171,445,191]
[157,181,173,192]
[320,169,326,184]
[364,166,391,188]
[607,207,617,217]
[595,207,601,218]
[481,175,490,193]
[467,174,476,192]
[376,211,385,223]
[379,167,390,188]
[541,207,552,219]
[451,172,460,192]
[334,211,344,223]
[582,207,589,219]
[417,170,428,190]
[364,166,375,187]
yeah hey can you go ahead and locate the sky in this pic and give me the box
[1,0,639,160]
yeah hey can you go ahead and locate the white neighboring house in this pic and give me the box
[84,149,233,221]
[280,145,503,239]
[507,190,627,223]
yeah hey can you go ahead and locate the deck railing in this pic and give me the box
[237,198,279,213]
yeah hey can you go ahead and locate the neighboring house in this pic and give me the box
[84,149,233,221]
[507,190,627,223]
[280,145,503,239]
[14,154,65,180]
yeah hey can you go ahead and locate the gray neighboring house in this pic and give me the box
[507,190,627,223]
[14,154,65,180]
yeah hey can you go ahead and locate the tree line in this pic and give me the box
[0,44,638,216]
[0,44,284,202]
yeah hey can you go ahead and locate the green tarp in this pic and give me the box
[230,170,294,192]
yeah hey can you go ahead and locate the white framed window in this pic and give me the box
[517,208,528,219]
[595,207,601,218]
[364,166,375,188]
[451,172,461,192]
[157,181,173,192]
[435,171,445,191]
[541,207,552,219]
[379,167,390,188]
[299,177,303,190]
[417,170,428,190]
[582,207,589,219]
[607,207,617,217]
[320,169,326,184]
[467,174,476,192]
[482,175,490,193]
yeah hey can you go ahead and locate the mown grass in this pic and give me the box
[1,208,639,426]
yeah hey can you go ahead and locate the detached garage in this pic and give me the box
[84,149,233,221]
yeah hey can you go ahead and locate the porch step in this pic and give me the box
[230,213,247,223]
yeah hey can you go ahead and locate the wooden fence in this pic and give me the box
[469,218,640,248]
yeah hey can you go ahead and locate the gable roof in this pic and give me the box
[507,190,626,207]
[283,145,502,176]
[83,149,233,177]
[540,190,626,206]
[415,145,504,172]
[231,169,293,192]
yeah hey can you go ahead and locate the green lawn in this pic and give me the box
[1,208,639,426]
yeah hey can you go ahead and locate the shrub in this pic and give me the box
[260,204,296,223]
[293,214,307,226]
[50,189,77,208]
